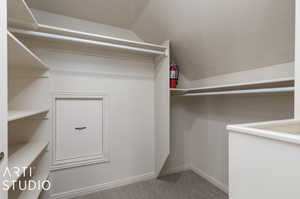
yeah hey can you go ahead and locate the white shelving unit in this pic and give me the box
[8,109,49,122]
[7,0,38,28]
[5,0,171,195]
[171,77,295,96]
[8,31,48,69]
[6,1,51,198]
[7,142,48,188]
[10,26,167,56]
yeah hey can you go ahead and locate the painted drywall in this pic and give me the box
[13,10,183,198]
[194,94,293,187]
[21,37,156,197]
[17,10,158,196]
[169,93,293,192]
[132,0,295,81]
[13,1,296,197]
[161,97,193,175]
[31,9,143,41]
[167,61,295,191]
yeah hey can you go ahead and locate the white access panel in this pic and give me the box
[52,92,109,170]
[56,98,102,158]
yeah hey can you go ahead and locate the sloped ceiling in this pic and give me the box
[27,0,149,29]
[132,0,295,80]
[27,0,295,80]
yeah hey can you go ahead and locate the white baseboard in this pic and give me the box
[190,165,229,194]
[162,164,190,175]
[50,172,156,199]
[50,166,228,198]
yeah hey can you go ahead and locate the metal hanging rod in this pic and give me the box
[180,87,294,96]
[10,28,167,56]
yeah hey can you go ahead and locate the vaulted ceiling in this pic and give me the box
[132,0,295,80]
[27,0,295,81]
[27,0,149,29]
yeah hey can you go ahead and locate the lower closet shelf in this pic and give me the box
[15,170,49,199]
[7,141,48,188]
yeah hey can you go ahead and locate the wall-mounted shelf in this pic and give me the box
[8,31,48,69]
[7,141,48,188]
[15,169,49,199]
[8,109,49,122]
[8,0,38,28]
[181,87,294,96]
[37,24,167,52]
[171,77,295,96]
[10,26,167,56]
[169,88,189,95]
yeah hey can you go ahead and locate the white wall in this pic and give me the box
[166,60,295,188]
[21,34,156,197]
[167,93,294,193]
[190,94,293,190]
[167,62,295,192]
[19,3,296,197]
[160,96,193,174]
[15,10,181,198]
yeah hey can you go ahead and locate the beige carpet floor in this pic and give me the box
[72,170,228,199]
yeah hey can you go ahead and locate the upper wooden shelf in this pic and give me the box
[8,31,48,70]
[38,24,167,52]
[170,77,295,96]
[8,109,49,122]
[7,0,167,56]
[8,0,38,28]
[10,25,168,56]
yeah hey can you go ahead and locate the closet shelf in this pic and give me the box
[37,24,167,51]
[8,31,48,70]
[181,87,294,96]
[7,141,48,188]
[8,0,38,28]
[9,26,167,56]
[15,171,49,199]
[171,77,294,95]
[8,109,49,122]
[6,0,166,54]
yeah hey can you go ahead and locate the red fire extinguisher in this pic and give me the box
[170,63,179,88]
